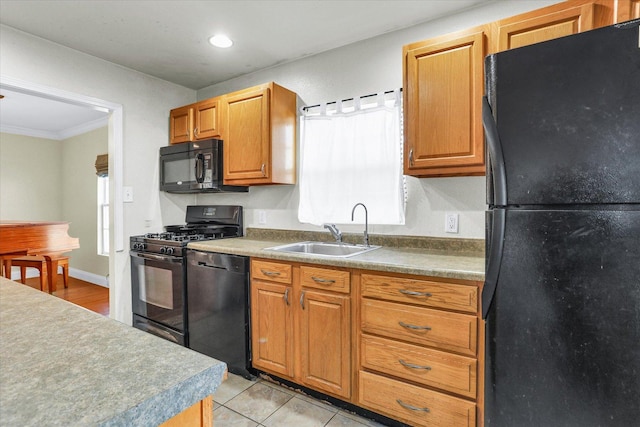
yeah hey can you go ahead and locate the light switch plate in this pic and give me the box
[123,186,133,203]
[258,210,267,224]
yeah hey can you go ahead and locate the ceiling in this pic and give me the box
[0,0,490,138]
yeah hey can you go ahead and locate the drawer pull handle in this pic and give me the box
[311,276,336,285]
[399,359,432,370]
[399,321,431,331]
[396,399,430,413]
[261,269,281,277]
[399,289,432,297]
[284,288,290,306]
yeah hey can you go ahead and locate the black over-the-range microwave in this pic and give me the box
[159,139,248,193]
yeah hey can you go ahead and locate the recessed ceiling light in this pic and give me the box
[209,34,233,48]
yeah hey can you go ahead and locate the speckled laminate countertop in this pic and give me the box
[188,231,485,282]
[0,277,227,427]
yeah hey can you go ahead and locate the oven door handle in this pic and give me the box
[131,251,183,263]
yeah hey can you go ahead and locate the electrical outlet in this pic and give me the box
[445,212,459,233]
[258,210,267,224]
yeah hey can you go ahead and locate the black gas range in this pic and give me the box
[130,205,243,346]
[130,205,243,256]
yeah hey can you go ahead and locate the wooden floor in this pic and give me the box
[22,275,110,316]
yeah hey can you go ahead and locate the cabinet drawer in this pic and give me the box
[359,371,476,427]
[361,299,477,356]
[361,274,477,313]
[301,266,350,293]
[251,260,292,284]
[361,334,476,398]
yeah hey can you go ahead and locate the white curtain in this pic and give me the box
[298,90,405,226]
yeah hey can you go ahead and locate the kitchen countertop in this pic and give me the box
[0,277,226,427]
[188,232,485,282]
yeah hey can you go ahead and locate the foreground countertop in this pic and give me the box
[0,277,227,427]
[188,234,485,282]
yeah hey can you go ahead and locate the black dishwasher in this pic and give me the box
[186,249,253,379]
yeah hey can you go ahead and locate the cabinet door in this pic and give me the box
[299,289,351,399]
[223,87,271,183]
[250,280,294,378]
[194,98,220,140]
[169,105,193,144]
[496,3,594,51]
[403,29,486,177]
[617,0,640,21]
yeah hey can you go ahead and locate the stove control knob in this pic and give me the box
[160,246,167,254]
[166,247,175,255]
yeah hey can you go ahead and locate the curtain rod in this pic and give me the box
[302,88,402,111]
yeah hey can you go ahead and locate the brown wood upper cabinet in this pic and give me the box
[402,0,623,179]
[492,0,637,53]
[193,98,220,140]
[403,27,487,177]
[618,0,640,21]
[169,98,221,144]
[168,82,296,185]
[169,104,194,144]
[222,82,297,186]
[493,1,596,52]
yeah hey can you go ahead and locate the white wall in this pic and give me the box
[61,127,110,281]
[0,133,63,220]
[1,24,196,324]
[195,0,559,239]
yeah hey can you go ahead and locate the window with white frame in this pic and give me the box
[97,175,109,256]
[298,89,405,226]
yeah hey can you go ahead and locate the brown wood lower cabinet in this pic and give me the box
[359,371,476,427]
[159,395,213,427]
[250,259,482,426]
[250,259,352,400]
[361,335,477,399]
[300,288,351,398]
[251,280,294,378]
[361,298,477,356]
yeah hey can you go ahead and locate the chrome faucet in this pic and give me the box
[351,203,369,247]
[323,223,342,243]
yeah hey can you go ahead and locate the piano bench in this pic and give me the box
[1,252,28,278]
[11,256,69,292]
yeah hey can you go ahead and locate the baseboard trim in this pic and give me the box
[9,266,109,288]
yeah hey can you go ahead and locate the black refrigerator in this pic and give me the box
[482,20,640,427]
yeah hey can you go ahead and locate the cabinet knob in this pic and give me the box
[194,127,198,135]
[261,163,266,176]
[283,288,290,305]
[300,290,306,309]
[409,149,414,166]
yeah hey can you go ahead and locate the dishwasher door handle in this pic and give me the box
[196,262,230,271]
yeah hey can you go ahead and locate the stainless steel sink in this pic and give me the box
[265,241,380,258]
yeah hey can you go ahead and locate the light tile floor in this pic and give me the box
[213,373,391,427]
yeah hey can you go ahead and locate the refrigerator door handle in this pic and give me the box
[482,208,505,319]
[482,96,507,207]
